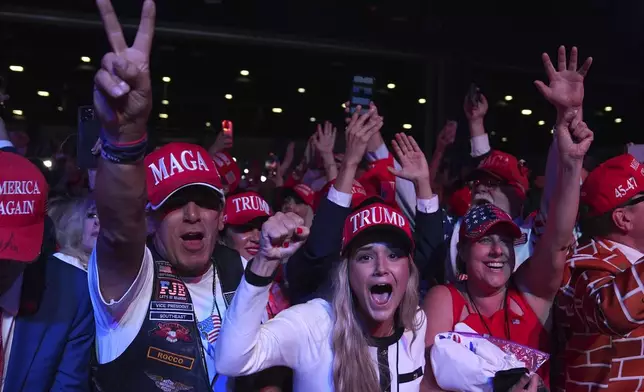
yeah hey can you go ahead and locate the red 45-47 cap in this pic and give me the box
[145,143,224,210]
[581,154,644,216]
[0,151,49,263]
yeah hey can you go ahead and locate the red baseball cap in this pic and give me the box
[282,183,316,208]
[224,192,272,226]
[315,179,370,210]
[460,204,522,241]
[471,150,530,198]
[212,151,241,194]
[581,154,644,216]
[145,142,224,210]
[448,186,472,217]
[0,151,48,262]
[359,156,397,205]
[342,201,413,254]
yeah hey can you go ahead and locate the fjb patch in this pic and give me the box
[149,322,193,344]
[157,280,187,302]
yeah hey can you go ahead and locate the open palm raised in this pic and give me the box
[93,0,155,143]
[534,46,592,111]
[389,133,430,184]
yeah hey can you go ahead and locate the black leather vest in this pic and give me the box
[93,243,245,392]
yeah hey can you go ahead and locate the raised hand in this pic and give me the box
[313,121,337,155]
[93,0,155,143]
[258,212,310,262]
[209,131,233,155]
[534,46,592,111]
[436,121,457,151]
[464,93,488,123]
[344,103,383,167]
[555,108,593,167]
[390,133,430,184]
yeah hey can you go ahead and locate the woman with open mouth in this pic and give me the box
[422,107,593,391]
[215,199,426,392]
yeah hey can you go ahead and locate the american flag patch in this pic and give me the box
[514,232,528,246]
[197,314,221,344]
[159,265,172,274]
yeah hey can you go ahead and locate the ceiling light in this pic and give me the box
[9,65,23,72]
[521,109,532,116]
[244,168,249,174]
[225,94,233,100]
[615,118,623,124]
[501,137,508,142]
[604,106,613,112]
[538,120,545,126]
[57,106,64,112]
[402,124,412,130]
[161,99,169,105]
[504,95,513,101]
[550,129,554,134]
[240,70,250,76]
[205,122,211,127]
[37,91,50,97]
[260,175,267,183]
[298,88,306,93]
[81,56,91,63]
[42,159,53,168]
[159,113,168,119]
[341,103,347,108]
[232,157,237,162]
[241,175,246,180]
[272,108,283,114]
[490,131,496,136]
[418,98,426,104]
[12,109,23,116]
[386,83,396,89]
[310,117,316,122]
[162,76,171,83]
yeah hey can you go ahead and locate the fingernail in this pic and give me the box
[282,242,290,248]
[296,227,303,235]
[118,81,130,93]
[111,86,123,97]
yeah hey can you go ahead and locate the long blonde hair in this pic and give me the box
[51,196,97,269]
[331,254,422,392]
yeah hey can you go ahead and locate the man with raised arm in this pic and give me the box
[89,1,243,390]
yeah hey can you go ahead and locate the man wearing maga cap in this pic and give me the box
[87,2,249,391]
[556,153,644,391]
[0,145,94,390]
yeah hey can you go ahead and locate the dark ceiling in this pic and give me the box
[0,0,642,165]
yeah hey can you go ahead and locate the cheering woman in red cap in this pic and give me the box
[216,199,426,391]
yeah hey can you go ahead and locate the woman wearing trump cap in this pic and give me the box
[215,199,426,391]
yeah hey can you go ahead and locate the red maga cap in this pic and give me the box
[145,142,224,210]
[342,201,413,253]
[315,179,369,210]
[224,191,272,226]
[0,151,48,263]
[471,150,530,198]
[581,154,644,216]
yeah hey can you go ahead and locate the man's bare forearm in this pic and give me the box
[95,157,148,300]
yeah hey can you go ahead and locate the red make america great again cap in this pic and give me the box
[145,143,224,210]
[0,151,48,263]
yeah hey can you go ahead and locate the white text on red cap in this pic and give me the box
[350,206,405,234]
[232,195,270,214]
[0,180,42,216]
[482,154,509,167]
[148,150,210,186]
[615,177,638,199]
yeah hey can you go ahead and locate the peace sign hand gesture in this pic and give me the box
[534,46,592,112]
[93,0,155,143]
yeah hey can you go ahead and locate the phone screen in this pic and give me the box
[77,106,101,169]
[350,75,375,115]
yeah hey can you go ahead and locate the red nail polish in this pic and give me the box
[296,227,303,235]
[283,242,290,248]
